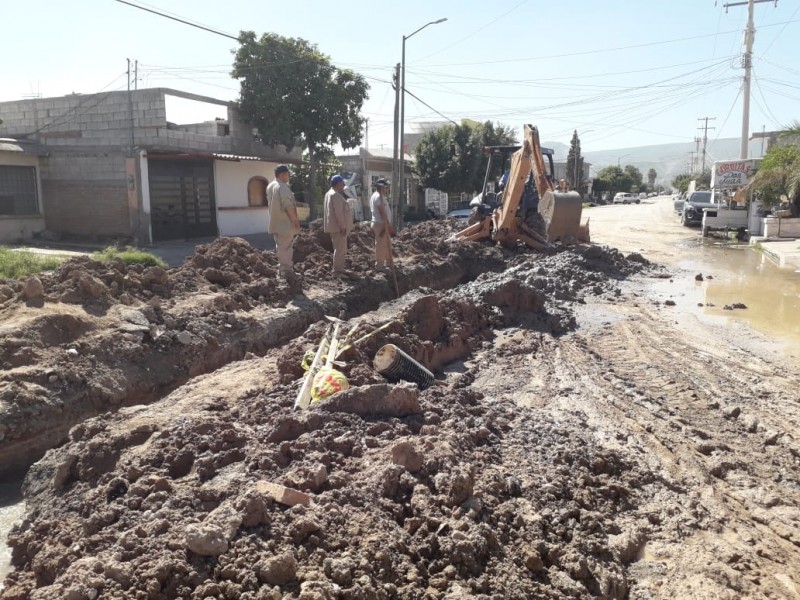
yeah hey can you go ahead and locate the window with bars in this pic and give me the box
[0,166,40,216]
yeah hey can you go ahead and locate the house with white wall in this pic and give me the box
[0,88,301,245]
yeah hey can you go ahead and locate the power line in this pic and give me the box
[114,0,239,40]
[403,89,457,126]
[419,19,800,68]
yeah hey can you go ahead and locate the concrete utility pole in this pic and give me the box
[688,152,696,173]
[391,63,400,225]
[697,116,716,172]
[723,0,777,159]
[127,58,135,154]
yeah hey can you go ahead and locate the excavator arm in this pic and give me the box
[452,124,586,249]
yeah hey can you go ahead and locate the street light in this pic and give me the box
[617,153,630,167]
[398,17,447,226]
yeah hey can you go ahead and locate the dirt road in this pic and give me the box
[1,204,799,599]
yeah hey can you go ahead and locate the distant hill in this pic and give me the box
[542,138,764,188]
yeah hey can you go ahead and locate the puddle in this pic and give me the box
[651,242,800,358]
[0,478,24,588]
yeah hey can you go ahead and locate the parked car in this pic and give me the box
[681,190,721,227]
[673,191,687,213]
[446,208,473,222]
[612,192,639,204]
[638,192,648,201]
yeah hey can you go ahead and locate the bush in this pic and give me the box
[0,247,66,279]
[93,246,167,268]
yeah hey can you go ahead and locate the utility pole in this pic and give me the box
[723,0,777,159]
[134,60,139,91]
[127,58,135,154]
[694,136,702,169]
[697,116,716,172]
[364,118,369,151]
[391,63,400,227]
[687,152,696,173]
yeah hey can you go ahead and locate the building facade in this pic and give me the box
[0,88,301,244]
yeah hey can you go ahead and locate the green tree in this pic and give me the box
[751,143,800,209]
[671,169,712,193]
[647,168,657,190]
[232,31,369,219]
[566,130,585,193]
[623,165,643,191]
[414,120,517,194]
[595,166,634,197]
[290,149,342,205]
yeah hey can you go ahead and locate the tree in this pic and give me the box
[232,31,369,219]
[290,149,341,205]
[595,166,634,197]
[647,168,657,190]
[623,165,643,191]
[566,130,585,193]
[414,120,517,194]
[751,143,800,210]
[671,169,712,193]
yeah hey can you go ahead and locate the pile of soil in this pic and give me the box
[1,244,656,599]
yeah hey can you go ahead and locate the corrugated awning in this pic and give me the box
[0,138,48,156]
[146,151,291,163]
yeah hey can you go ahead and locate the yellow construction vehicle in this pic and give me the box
[452,124,587,249]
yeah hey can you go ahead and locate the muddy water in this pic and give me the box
[0,478,24,589]
[652,241,800,358]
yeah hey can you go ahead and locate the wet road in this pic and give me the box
[586,195,800,358]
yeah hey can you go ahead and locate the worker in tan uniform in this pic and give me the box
[267,164,301,281]
[370,178,394,271]
[323,174,353,275]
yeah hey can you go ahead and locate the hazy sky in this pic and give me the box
[3,0,799,155]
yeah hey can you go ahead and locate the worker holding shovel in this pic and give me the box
[370,178,394,272]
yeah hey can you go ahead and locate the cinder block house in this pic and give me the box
[0,88,300,244]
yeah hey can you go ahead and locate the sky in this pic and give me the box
[3,0,799,158]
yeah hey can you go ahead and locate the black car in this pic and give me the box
[681,191,720,227]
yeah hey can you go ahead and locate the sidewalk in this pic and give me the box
[750,237,800,271]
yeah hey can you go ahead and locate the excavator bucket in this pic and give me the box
[538,190,584,242]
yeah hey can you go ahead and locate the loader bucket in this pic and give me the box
[538,190,583,242]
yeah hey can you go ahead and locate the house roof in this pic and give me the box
[146,151,299,164]
[0,138,48,156]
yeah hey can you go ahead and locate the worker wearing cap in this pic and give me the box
[323,174,353,274]
[267,164,301,280]
[370,179,394,271]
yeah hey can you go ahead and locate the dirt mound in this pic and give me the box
[0,243,661,598]
[3,370,636,600]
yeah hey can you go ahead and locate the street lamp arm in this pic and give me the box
[405,18,448,40]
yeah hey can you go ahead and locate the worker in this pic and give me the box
[267,164,301,282]
[370,178,394,271]
[559,178,569,192]
[323,174,353,275]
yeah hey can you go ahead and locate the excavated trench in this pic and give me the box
[0,220,658,599]
[0,223,508,477]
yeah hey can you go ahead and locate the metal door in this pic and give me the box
[148,160,217,241]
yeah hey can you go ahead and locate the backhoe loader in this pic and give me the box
[452,124,586,250]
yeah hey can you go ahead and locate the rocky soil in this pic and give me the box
[1,212,799,599]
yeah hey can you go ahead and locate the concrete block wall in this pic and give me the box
[40,152,130,237]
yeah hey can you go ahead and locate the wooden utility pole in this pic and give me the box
[723,0,777,159]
